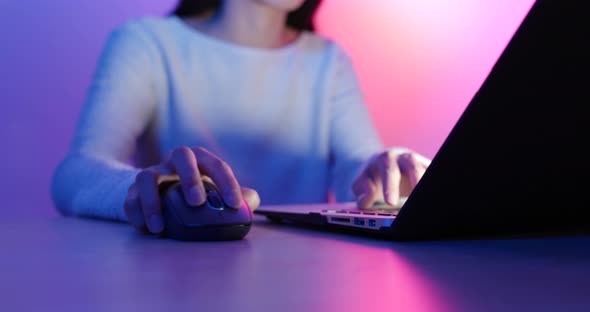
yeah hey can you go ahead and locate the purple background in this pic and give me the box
[0,1,531,218]
[0,0,177,217]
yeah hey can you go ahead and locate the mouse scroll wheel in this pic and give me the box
[206,192,224,209]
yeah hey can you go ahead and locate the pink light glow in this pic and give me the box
[292,240,456,312]
[344,249,455,312]
[315,0,536,158]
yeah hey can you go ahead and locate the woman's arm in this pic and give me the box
[328,45,431,205]
[328,44,384,202]
[51,20,160,221]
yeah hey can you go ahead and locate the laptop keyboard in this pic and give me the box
[321,201,403,217]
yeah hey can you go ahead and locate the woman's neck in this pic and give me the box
[186,0,299,49]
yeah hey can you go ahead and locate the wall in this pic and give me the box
[0,0,534,217]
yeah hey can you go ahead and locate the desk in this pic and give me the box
[1,210,589,312]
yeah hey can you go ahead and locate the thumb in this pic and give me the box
[241,187,261,211]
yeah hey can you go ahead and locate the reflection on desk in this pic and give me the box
[1,209,589,312]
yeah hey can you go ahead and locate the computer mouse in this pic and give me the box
[161,180,253,241]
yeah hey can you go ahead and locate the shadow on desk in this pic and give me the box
[254,215,590,260]
[255,215,590,311]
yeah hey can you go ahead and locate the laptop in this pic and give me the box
[254,0,589,241]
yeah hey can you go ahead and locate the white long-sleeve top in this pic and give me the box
[51,16,389,221]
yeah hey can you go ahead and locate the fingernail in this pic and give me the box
[386,192,398,206]
[188,186,204,206]
[149,215,164,233]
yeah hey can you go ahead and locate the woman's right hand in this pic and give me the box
[124,146,260,234]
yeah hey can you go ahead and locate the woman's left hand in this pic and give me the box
[352,150,429,209]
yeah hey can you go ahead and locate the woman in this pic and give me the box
[51,0,430,234]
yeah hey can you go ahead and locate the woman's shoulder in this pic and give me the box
[299,32,334,51]
[296,32,356,73]
[298,32,352,60]
[107,16,181,44]
[113,15,179,33]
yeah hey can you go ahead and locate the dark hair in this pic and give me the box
[172,0,322,32]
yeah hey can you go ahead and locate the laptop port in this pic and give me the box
[354,218,365,226]
[368,219,377,227]
[331,217,351,223]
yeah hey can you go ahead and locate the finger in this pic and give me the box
[166,147,206,206]
[124,183,145,230]
[397,153,426,188]
[352,172,380,209]
[136,168,164,234]
[241,187,261,211]
[193,147,243,209]
[378,151,402,206]
[413,154,428,180]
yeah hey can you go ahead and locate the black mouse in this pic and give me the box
[161,181,252,241]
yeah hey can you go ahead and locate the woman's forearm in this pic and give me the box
[51,152,140,221]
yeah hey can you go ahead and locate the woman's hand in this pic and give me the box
[352,150,429,209]
[123,146,260,234]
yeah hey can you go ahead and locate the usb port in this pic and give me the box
[354,218,365,226]
[368,219,377,227]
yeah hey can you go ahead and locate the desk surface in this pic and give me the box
[1,210,589,312]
